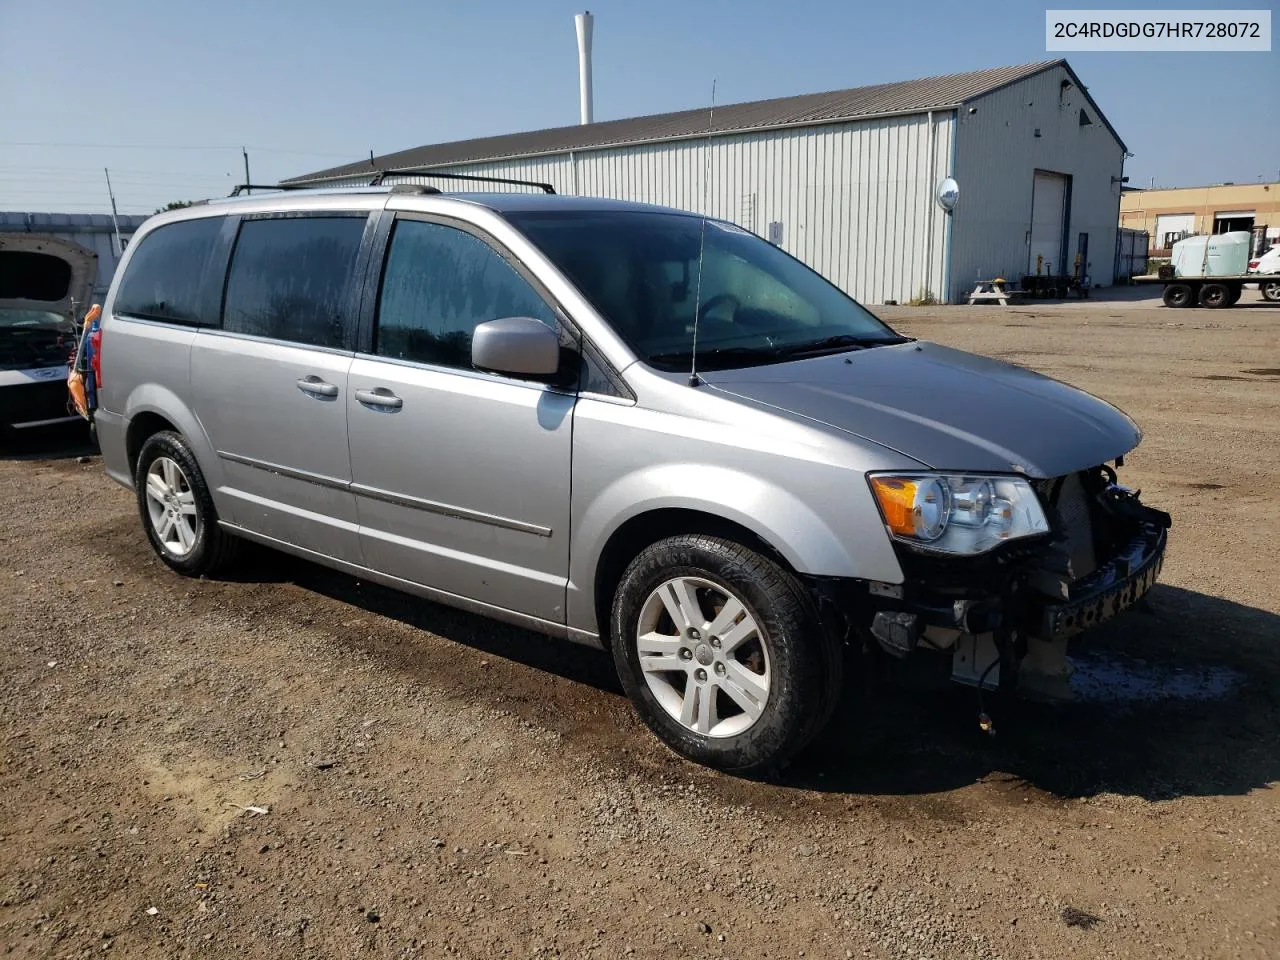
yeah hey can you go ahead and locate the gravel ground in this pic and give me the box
[2,298,1278,959]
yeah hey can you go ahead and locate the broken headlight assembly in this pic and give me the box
[867,473,1050,556]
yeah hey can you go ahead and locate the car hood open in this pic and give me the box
[0,234,98,320]
[700,341,1141,479]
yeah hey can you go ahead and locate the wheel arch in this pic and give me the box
[125,410,179,474]
[120,384,224,493]
[569,463,903,641]
[591,508,796,650]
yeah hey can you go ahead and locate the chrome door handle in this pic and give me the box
[355,387,403,410]
[296,376,339,398]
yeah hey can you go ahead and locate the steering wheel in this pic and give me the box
[697,293,740,322]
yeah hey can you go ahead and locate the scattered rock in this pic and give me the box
[1061,906,1101,930]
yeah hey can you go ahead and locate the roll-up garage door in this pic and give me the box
[1029,171,1068,275]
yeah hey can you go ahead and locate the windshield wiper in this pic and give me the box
[775,333,910,358]
[646,344,785,370]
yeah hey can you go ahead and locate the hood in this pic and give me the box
[0,234,98,320]
[701,342,1141,479]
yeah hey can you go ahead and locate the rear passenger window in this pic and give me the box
[113,217,222,324]
[222,216,366,349]
[375,219,556,370]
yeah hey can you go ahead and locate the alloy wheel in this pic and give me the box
[635,576,771,738]
[144,456,199,557]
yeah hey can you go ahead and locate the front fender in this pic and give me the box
[567,462,904,636]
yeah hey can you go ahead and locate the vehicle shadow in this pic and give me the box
[0,423,94,461]
[223,546,625,696]
[225,547,1279,802]
[790,584,1280,801]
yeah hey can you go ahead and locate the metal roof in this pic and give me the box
[288,60,1069,184]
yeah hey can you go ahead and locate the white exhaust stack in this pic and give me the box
[575,11,594,125]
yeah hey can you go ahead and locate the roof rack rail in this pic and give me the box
[368,166,556,194]
[227,183,318,197]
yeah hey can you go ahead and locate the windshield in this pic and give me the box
[0,308,74,333]
[506,210,904,371]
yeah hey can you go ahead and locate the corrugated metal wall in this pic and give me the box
[949,63,1125,301]
[321,114,954,306]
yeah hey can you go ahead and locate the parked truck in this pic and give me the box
[1137,231,1280,307]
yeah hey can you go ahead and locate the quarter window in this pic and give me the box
[375,219,556,370]
[222,216,366,349]
[113,216,222,324]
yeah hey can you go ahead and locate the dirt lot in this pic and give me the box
[2,298,1278,959]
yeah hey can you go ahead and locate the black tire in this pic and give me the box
[609,534,840,773]
[1163,283,1195,308]
[1260,280,1280,302]
[1199,282,1231,309]
[1225,284,1242,306]
[134,430,239,576]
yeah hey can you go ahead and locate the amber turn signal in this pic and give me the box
[868,476,920,538]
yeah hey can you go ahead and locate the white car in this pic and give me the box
[1248,245,1280,275]
[1249,245,1280,302]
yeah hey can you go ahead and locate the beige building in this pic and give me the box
[1119,182,1280,255]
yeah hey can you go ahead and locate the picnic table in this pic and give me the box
[968,279,1022,306]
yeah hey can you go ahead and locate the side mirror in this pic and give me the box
[471,316,562,378]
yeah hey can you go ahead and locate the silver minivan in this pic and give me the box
[96,183,1170,772]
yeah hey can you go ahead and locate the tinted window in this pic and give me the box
[223,216,365,349]
[114,217,222,324]
[375,219,556,370]
[508,211,901,371]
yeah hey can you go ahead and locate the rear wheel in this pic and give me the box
[1199,282,1231,309]
[1225,283,1242,306]
[610,535,840,773]
[1163,283,1195,308]
[135,431,239,576]
[1260,280,1280,302]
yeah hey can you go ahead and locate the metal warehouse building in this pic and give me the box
[289,59,1126,304]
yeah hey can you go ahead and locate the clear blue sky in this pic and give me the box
[1,0,1274,214]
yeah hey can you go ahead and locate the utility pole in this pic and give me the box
[242,147,251,194]
[103,168,123,258]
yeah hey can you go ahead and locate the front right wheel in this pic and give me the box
[610,534,840,773]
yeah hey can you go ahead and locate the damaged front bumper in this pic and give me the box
[813,472,1172,697]
[1034,524,1165,641]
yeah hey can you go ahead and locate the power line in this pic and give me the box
[0,165,234,176]
[0,141,356,158]
[0,173,232,182]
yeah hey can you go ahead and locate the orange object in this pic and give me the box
[869,476,920,537]
[67,370,88,418]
